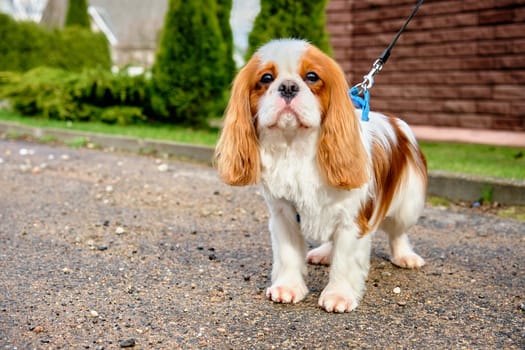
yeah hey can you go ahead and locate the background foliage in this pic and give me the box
[0,68,149,125]
[65,0,90,28]
[246,0,332,58]
[151,0,235,126]
[0,13,110,72]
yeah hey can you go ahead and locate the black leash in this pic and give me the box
[350,0,425,121]
[356,0,425,91]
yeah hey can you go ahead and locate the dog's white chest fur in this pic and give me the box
[259,130,365,242]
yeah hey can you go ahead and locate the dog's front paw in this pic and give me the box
[391,253,425,269]
[318,284,359,313]
[266,284,308,304]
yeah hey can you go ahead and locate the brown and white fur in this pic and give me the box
[215,39,427,313]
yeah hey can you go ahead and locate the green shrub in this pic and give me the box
[65,0,90,28]
[100,106,146,125]
[217,0,236,88]
[0,67,149,125]
[0,13,110,72]
[151,0,234,126]
[246,0,332,58]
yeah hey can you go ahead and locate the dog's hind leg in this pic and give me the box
[382,168,426,269]
[382,218,425,269]
[306,241,332,265]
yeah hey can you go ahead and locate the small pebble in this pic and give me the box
[115,227,125,235]
[157,163,169,172]
[105,185,114,193]
[393,287,401,294]
[90,310,99,318]
[119,338,136,348]
[32,325,44,333]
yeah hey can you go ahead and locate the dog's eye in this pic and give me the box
[305,72,320,83]
[260,73,274,84]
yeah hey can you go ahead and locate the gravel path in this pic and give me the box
[0,139,524,349]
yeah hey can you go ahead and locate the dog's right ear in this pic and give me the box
[214,56,261,186]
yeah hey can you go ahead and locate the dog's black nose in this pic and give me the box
[278,80,299,102]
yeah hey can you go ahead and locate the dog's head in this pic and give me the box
[215,39,367,189]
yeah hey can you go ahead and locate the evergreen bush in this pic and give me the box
[246,0,332,58]
[0,13,110,72]
[151,0,234,126]
[217,0,236,87]
[65,0,90,28]
[0,67,149,125]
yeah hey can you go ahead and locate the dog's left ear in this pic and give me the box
[317,57,369,190]
[214,56,261,186]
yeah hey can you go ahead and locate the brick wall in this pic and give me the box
[326,0,525,131]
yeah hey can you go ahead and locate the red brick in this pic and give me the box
[513,39,525,53]
[353,27,496,48]
[411,13,478,30]
[398,112,431,126]
[495,23,525,39]
[510,102,525,117]
[353,18,407,35]
[478,8,516,24]
[458,114,493,129]
[491,117,525,131]
[493,85,525,100]
[478,40,514,55]
[461,0,497,12]
[476,101,511,115]
[494,55,525,69]
[425,113,461,128]
[459,86,492,99]
[478,70,525,84]
[515,7,525,22]
[353,3,431,23]
[326,0,351,11]
[443,101,477,113]
[327,23,352,36]
[470,0,525,10]
[326,12,351,24]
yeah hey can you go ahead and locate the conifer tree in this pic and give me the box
[151,0,232,126]
[217,0,236,85]
[246,0,332,58]
[64,0,90,28]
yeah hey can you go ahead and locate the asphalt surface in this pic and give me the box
[0,139,524,349]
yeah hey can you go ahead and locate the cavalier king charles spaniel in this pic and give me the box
[215,39,427,313]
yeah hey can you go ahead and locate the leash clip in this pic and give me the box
[361,58,384,92]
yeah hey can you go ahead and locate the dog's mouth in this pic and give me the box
[269,107,309,130]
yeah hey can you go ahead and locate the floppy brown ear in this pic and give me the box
[214,57,261,186]
[317,60,369,190]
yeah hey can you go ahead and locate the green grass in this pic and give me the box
[0,109,523,180]
[420,141,524,180]
[0,109,219,146]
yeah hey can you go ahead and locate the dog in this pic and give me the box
[215,39,427,312]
